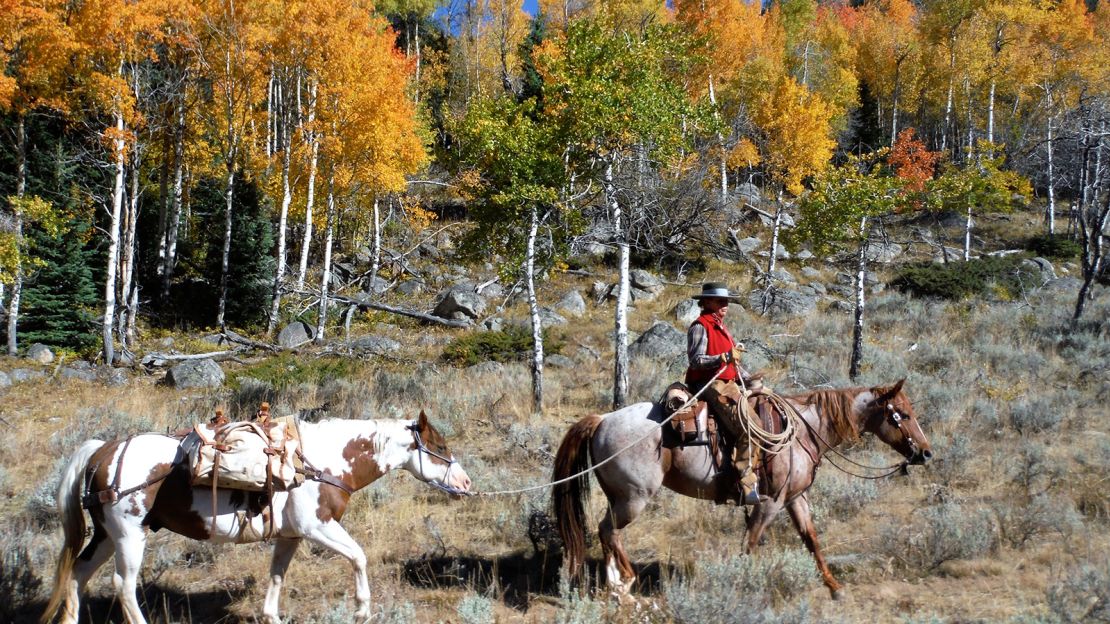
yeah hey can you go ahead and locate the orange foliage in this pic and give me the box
[889,128,941,193]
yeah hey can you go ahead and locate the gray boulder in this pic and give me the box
[795,249,815,261]
[351,335,401,354]
[60,367,98,383]
[629,321,686,360]
[467,361,504,375]
[364,276,390,295]
[758,212,796,228]
[629,287,657,303]
[590,281,611,302]
[808,281,827,295]
[554,290,587,317]
[801,267,823,280]
[26,343,54,364]
[736,237,762,254]
[736,183,762,206]
[630,269,664,293]
[545,354,576,369]
[1043,277,1082,293]
[747,288,817,317]
[539,308,568,328]
[397,279,425,296]
[165,358,225,389]
[483,317,506,332]
[674,299,700,326]
[433,286,486,322]
[10,368,45,383]
[0,370,10,390]
[866,242,903,264]
[105,368,130,387]
[277,322,315,348]
[479,282,505,299]
[770,268,796,285]
[1022,257,1056,282]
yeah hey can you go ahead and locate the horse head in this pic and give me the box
[405,410,472,498]
[861,379,933,466]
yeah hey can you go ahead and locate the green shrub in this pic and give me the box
[992,494,1081,549]
[0,530,43,622]
[231,354,357,389]
[663,549,816,624]
[1010,397,1063,434]
[1025,234,1081,260]
[457,593,496,624]
[891,257,1039,300]
[1046,556,1110,623]
[878,502,996,574]
[442,325,564,367]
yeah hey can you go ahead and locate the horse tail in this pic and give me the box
[552,414,604,581]
[41,439,104,624]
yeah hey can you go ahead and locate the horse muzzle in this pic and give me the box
[908,448,933,465]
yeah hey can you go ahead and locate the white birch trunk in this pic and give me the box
[1046,113,1056,234]
[606,162,629,409]
[103,106,126,365]
[987,79,995,147]
[217,166,235,329]
[120,137,141,349]
[849,217,868,381]
[414,20,422,105]
[526,203,544,414]
[6,115,26,355]
[296,81,318,291]
[315,174,336,344]
[266,69,274,157]
[369,196,381,294]
[161,101,185,301]
[708,75,727,206]
[267,109,293,337]
[943,45,955,153]
[964,203,973,261]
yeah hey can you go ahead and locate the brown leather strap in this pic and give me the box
[295,450,354,494]
[210,452,221,535]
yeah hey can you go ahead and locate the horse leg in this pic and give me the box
[785,495,843,600]
[262,538,302,624]
[598,498,646,597]
[745,499,783,554]
[58,525,115,624]
[109,526,149,624]
[305,523,371,622]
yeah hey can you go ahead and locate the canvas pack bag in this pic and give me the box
[189,420,300,491]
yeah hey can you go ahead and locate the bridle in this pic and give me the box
[407,423,472,497]
[886,402,922,461]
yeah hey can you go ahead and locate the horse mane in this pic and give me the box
[796,389,862,443]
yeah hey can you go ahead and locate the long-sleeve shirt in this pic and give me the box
[686,322,751,378]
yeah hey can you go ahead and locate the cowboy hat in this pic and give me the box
[691,282,743,302]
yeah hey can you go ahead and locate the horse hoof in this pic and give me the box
[831,588,846,601]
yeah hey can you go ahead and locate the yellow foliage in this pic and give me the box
[726,139,761,170]
[402,201,437,234]
[753,77,835,195]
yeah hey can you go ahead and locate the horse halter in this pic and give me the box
[406,423,471,497]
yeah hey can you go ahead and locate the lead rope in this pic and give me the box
[473,365,730,497]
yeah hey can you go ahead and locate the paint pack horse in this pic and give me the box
[553,379,932,599]
[41,411,471,624]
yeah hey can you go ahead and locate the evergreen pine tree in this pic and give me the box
[18,217,99,352]
[204,175,274,328]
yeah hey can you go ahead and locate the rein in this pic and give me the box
[473,366,729,497]
[795,401,910,480]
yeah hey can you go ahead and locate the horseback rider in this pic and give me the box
[685,282,761,506]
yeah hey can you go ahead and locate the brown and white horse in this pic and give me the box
[41,411,471,624]
[553,380,931,599]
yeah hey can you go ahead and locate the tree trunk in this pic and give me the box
[414,20,422,105]
[296,82,318,291]
[217,165,235,329]
[964,203,973,261]
[943,63,954,153]
[762,193,784,315]
[369,196,381,294]
[606,162,629,409]
[708,75,727,206]
[267,96,293,337]
[6,114,26,355]
[161,100,185,302]
[103,107,126,365]
[1046,113,1056,234]
[526,203,544,414]
[315,173,336,344]
[1074,189,1110,322]
[987,79,996,147]
[120,132,141,349]
[849,217,869,381]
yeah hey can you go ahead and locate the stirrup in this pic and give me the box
[741,487,761,506]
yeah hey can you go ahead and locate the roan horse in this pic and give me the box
[553,379,931,599]
[41,411,472,624]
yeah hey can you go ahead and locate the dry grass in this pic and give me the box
[3,239,1109,623]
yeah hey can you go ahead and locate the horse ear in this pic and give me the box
[873,379,905,402]
[417,410,429,429]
